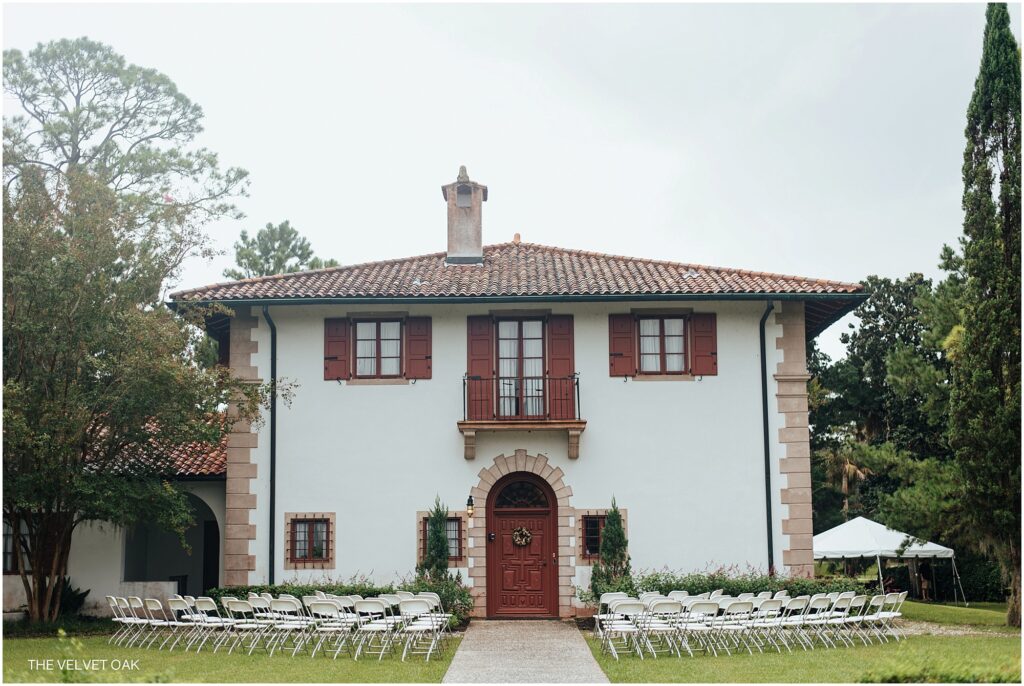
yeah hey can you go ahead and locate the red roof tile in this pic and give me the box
[170,242,863,302]
[166,433,227,478]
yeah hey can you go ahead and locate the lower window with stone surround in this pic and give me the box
[415,511,468,567]
[576,508,628,564]
[284,512,336,571]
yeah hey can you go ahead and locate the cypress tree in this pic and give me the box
[420,497,451,580]
[598,497,631,579]
[950,3,1021,627]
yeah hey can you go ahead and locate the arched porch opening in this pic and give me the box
[123,492,220,596]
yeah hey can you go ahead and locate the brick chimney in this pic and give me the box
[442,166,487,264]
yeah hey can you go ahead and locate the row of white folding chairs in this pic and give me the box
[596,590,908,660]
[221,595,450,661]
[106,591,451,661]
[106,594,233,651]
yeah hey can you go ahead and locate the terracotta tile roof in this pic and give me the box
[166,433,227,478]
[170,242,863,302]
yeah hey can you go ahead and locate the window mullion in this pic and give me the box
[375,322,382,379]
[659,318,666,373]
[517,322,525,417]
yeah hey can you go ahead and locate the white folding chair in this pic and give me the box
[398,598,444,661]
[352,598,396,660]
[714,600,755,655]
[640,598,684,658]
[306,600,357,658]
[600,600,646,660]
[222,599,267,655]
[678,600,719,656]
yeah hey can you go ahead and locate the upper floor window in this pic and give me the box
[638,317,686,374]
[609,313,717,378]
[465,314,576,421]
[355,321,402,378]
[324,317,432,382]
[497,319,545,418]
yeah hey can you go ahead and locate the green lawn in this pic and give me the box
[901,600,1013,629]
[3,634,460,683]
[585,634,1021,683]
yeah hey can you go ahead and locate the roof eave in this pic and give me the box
[169,290,866,339]
[168,291,864,307]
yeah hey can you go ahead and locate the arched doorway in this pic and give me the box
[486,472,558,618]
[123,492,220,596]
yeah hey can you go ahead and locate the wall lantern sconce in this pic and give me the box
[466,495,475,518]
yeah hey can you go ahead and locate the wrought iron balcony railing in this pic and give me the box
[462,374,581,422]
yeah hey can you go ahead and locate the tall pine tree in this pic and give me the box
[950,3,1021,627]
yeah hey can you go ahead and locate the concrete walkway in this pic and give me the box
[443,620,609,683]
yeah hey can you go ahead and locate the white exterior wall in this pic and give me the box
[244,299,791,588]
[3,483,225,615]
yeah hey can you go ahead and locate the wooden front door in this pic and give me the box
[486,474,558,617]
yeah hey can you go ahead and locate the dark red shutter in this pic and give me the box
[608,314,636,377]
[324,318,350,380]
[691,313,717,376]
[547,315,575,419]
[405,317,432,379]
[466,316,494,420]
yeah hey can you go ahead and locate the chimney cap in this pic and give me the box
[513,233,521,244]
[441,165,488,201]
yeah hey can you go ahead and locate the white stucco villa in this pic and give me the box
[4,168,864,618]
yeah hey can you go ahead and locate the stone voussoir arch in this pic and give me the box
[466,449,576,618]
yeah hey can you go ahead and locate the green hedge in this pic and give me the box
[579,568,868,605]
[204,573,473,626]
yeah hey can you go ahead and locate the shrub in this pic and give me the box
[205,572,475,625]
[397,572,474,627]
[579,565,868,606]
[58,577,90,617]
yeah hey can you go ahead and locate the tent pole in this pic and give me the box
[952,556,968,607]
[877,554,884,592]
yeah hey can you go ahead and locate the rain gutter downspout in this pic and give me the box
[759,301,776,574]
[261,306,278,585]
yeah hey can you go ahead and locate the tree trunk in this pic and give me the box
[841,470,849,520]
[19,511,74,623]
[1007,554,1021,628]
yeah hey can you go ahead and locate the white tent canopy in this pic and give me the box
[813,516,954,560]
[813,516,965,605]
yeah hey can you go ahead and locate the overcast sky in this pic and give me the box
[4,3,1020,359]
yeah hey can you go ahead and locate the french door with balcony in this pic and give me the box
[497,320,545,419]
